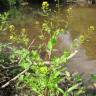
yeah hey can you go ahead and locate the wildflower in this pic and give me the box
[35,21,39,25]
[89,25,95,31]
[42,1,49,7]
[21,28,26,33]
[9,25,15,31]
[69,7,72,10]
[42,1,49,11]
[67,7,72,12]
[39,66,48,74]
[10,35,13,39]
[79,35,85,43]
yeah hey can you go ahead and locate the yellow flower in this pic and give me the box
[67,7,72,12]
[39,66,48,74]
[21,28,26,33]
[9,25,15,31]
[42,1,49,10]
[89,25,95,30]
[10,35,13,39]
[79,35,85,43]
[69,7,72,10]
[42,1,48,6]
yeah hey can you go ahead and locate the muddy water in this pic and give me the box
[0,5,96,78]
[66,6,96,78]
[57,6,96,78]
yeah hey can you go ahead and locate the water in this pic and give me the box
[57,6,96,78]
[0,5,96,78]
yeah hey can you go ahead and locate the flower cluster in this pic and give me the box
[42,1,49,13]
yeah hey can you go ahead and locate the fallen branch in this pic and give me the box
[18,39,35,64]
[1,64,32,88]
[67,50,78,60]
[27,39,35,50]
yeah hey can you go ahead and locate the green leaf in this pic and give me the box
[91,74,96,81]
[47,36,57,52]
[47,40,53,51]
[19,75,24,81]
[51,36,57,45]
[20,62,29,69]
[66,83,81,93]
[57,87,65,94]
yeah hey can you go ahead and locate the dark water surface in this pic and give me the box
[0,5,96,78]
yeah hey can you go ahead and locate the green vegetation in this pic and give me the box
[0,1,96,96]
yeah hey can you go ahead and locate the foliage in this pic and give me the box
[0,42,86,96]
[13,2,86,96]
[0,12,9,32]
[8,0,17,6]
[0,43,22,87]
[9,25,29,46]
[15,49,67,95]
[8,8,22,18]
[12,47,85,96]
[41,1,51,16]
[0,1,95,96]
